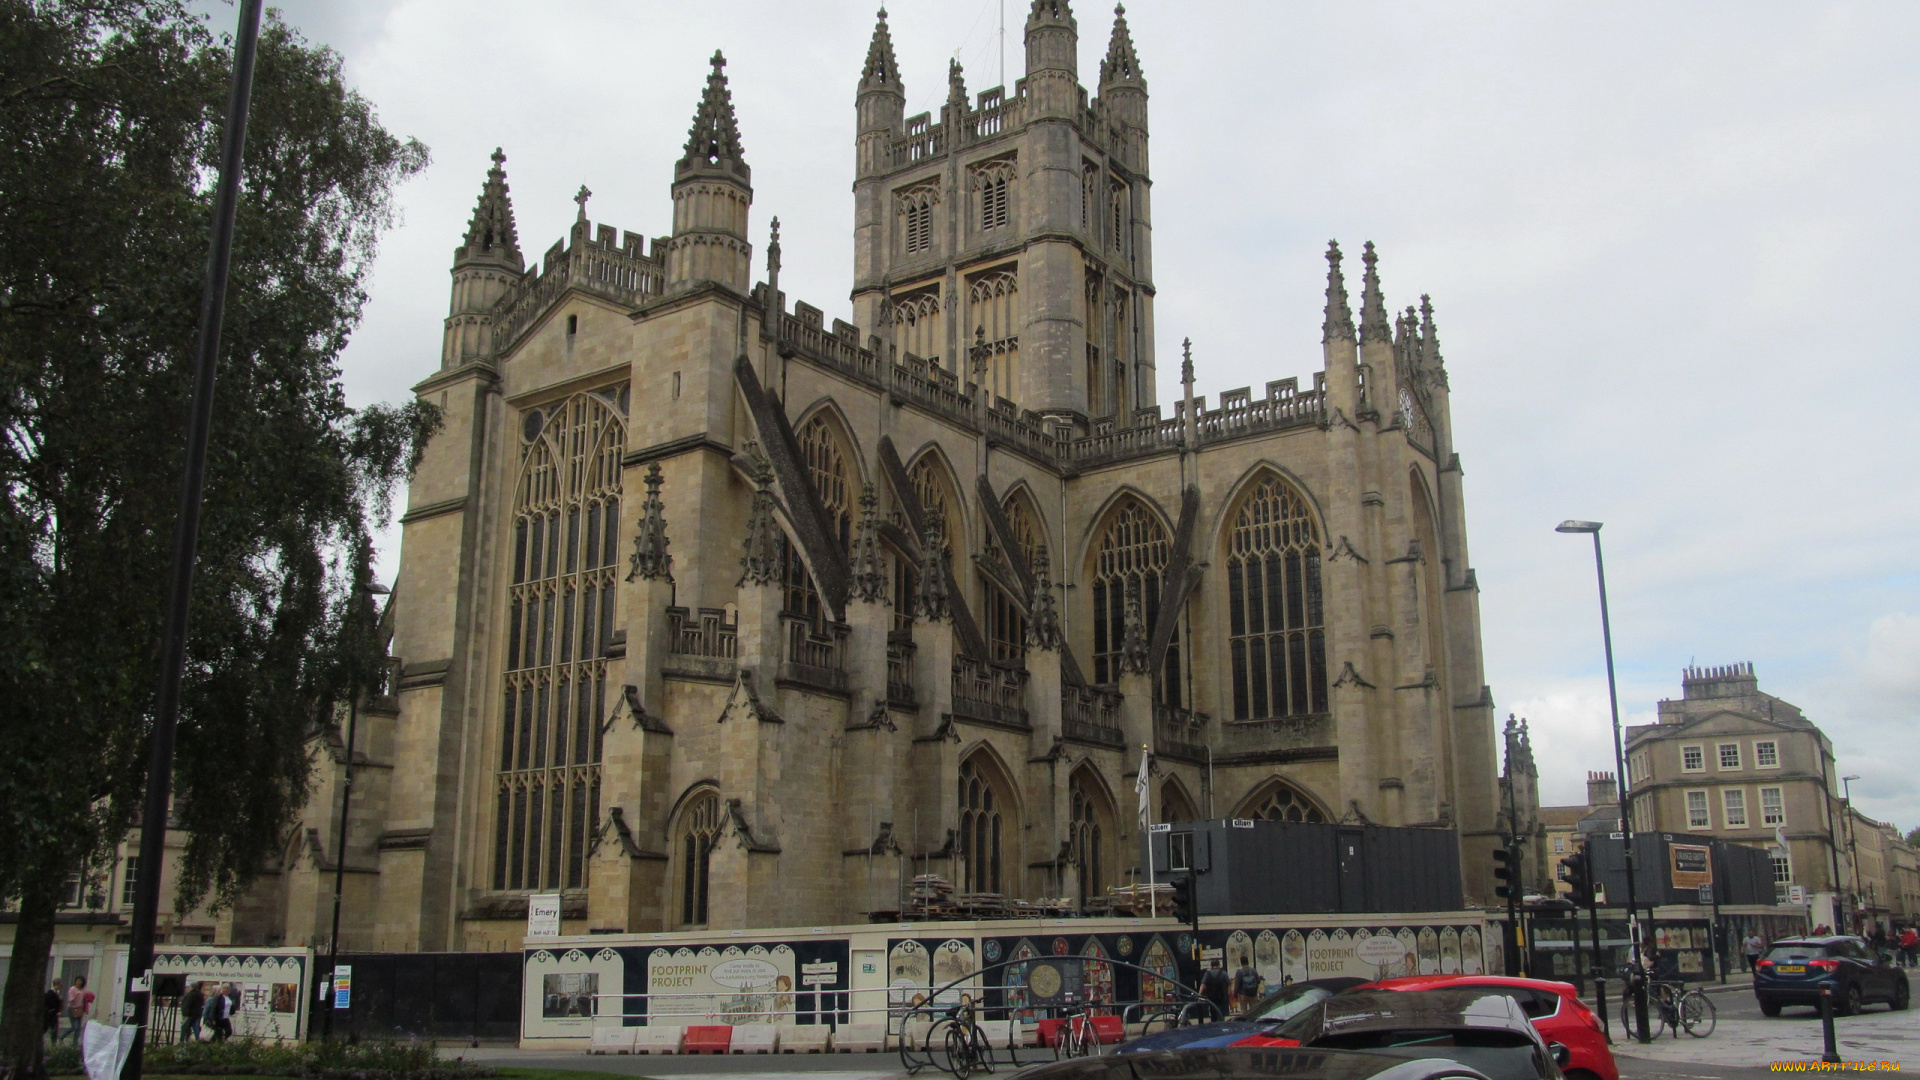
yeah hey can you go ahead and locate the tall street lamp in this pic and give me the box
[1842,775,1863,933]
[1556,519,1651,1044]
[321,580,389,1039]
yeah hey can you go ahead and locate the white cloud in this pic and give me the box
[251,1,1920,833]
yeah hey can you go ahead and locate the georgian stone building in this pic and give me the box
[250,3,1508,951]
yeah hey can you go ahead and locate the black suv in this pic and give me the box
[1754,936,1911,1016]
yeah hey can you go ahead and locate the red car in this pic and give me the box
[1346,975,1615,1080]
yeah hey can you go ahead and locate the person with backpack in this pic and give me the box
[1232,959,1264,1014]
[1198,959,1231,1020]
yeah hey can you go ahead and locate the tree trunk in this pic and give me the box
[1,888,59,1080]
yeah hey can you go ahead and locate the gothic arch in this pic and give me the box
[1068,764,1118,904]
[1232,776,1332,824]
[1202,460,1328,559]
[1075,485,1174,563]
[1159,776,1199,824]
[1081,490,1176,686]
[902,442,968,551]
[998,482,1049,573]
[1216,466,1329,721]
[957,745,1021,895]
[668,784,724,926]
[791,397,869,490]
[791,405,862,553]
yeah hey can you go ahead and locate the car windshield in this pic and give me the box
[1766,943,1830,963]
[1252,985,1336,1023]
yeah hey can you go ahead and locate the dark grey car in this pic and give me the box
[1263,989,1567,1080]
[1755,936,1912,1016]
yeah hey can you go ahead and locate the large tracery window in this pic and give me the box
[984,584,1026,665]
[798,415,854,551]
[1225,475,1327,721]
[675,791,722,926]
[496,388,625,893]
[1089,499,1182,701]
[958,754,1005,895]
[1241,779,1329,824]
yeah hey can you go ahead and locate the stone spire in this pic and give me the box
[457,148,521,266]
[1025,545,1060,650]
[737,448,780,586]
[1098,3,1144,90]
[860,7,902,93]
[626,463,673,583]
[1394,305,1419,379]
[915,512,950,621]
[1418,294,1446,374]
[850,482,887,603]
[1358,241,1391,345]
[678,50,749,182]
[1321,240,1355,344]
[947,58,968,108]
[1119,579,1149,675]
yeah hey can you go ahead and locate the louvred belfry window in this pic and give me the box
[495,388,625,893]
[1225,474,1327,721]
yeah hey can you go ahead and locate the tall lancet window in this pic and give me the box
[496,387,626,893]
[781,415,855,627]
[1068,768,1113,903]
[967,268,1020,404]
[958,753,1009,894]
[1089,498,1183,701]
[675,791,722,926]
[1224,474,1327,721]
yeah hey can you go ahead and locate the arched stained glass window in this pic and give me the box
[1089,499,1182,701]
[797,415,854,552]
[1225,475,1327,720]
[1240,779,1329,824]
[496,388,624,893]
[676,791,722,925]
[958,755,1006,895]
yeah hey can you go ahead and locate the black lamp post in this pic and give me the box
[320,580,389,1039]
[1556,519,1651,1044]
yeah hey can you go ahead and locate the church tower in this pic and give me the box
[668,52,753,293]
[849,1,1155,425]
[443,149,523,368]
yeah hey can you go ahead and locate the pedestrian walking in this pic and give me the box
[1743,931,1765,973]
[1899,926,1917,969]
[204,982,234,1041]
[1232,958,1264,1015]
[180,981,206,1043]
[44,980,64,1047]
[1199,959,1231,1020]
[63,976,94,1044]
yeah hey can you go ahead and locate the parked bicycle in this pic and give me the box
[1619,973,1715,1039]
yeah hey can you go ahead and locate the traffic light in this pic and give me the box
[1493,847,1519,901]
[1170,873,1196,924]
[1558,851,1592,905]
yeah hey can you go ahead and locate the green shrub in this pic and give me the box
[47,1038,495,1080]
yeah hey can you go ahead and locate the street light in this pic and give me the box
[1842,775,1863,934]
[1555,519,1651,1043]
[321,579,390,1039]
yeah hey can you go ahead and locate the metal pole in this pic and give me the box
[1588,529,1650,1043]
[321,686,359,1038]
[1589,888,1608,1041]
[122,3,264,1077]
[1842,778,1863,934]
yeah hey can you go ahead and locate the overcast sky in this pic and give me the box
[213,1,1920,830]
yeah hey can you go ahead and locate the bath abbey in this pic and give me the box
[248,2,1510,951]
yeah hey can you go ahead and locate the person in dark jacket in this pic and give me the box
[1198,959,1231,1020]
[44,980,64,1047]
[180,982,206,1043]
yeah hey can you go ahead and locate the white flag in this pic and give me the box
[1773,825,1790,854]
[1135,745,1152,829]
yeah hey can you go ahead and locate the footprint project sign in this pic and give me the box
[645,945,797,1024]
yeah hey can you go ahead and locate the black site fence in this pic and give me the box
[329,952,522,1043]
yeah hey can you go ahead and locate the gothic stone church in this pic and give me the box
[262,3,1508,951]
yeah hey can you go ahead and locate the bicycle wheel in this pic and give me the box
[1679,991,1716,1038]
[945,1022,976,1080]
[1620,994,1664,1040]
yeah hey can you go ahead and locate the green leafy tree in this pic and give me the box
[0,2,433,1071]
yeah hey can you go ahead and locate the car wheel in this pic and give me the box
[1563,1070,1603,1080]
[1893,979,1910,1012]
[1758,997,1782,1017]
[1841,984,1863,1017]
